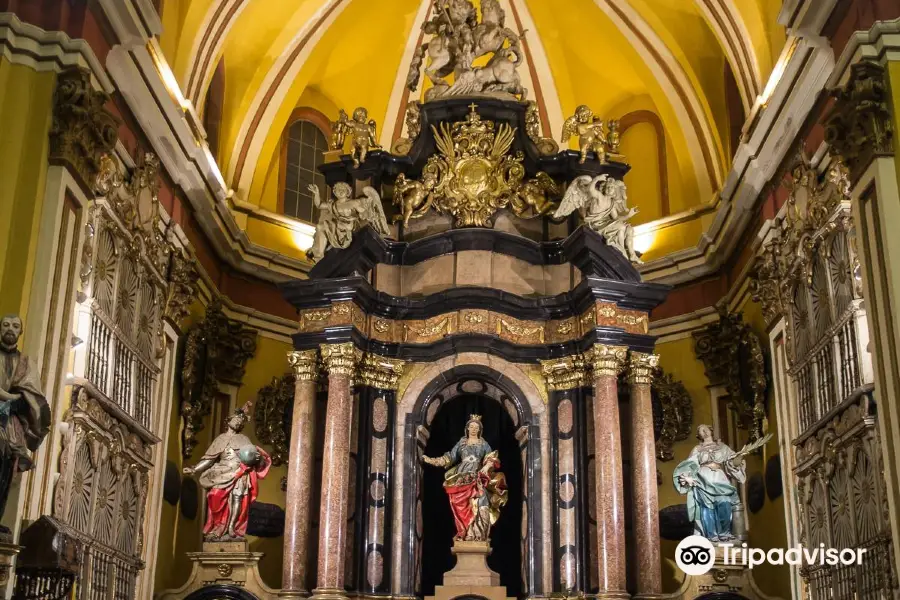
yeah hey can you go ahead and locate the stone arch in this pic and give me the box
[392,354,550,597]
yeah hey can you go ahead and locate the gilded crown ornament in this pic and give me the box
[401,104,559,228]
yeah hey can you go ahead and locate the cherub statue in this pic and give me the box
[307,182,391,262]
[561,105,612,164]
[183,402,271,541]
[511,172,559,217]
[331,107,381,167]
[393,172,436,227]
[553,175,642,263]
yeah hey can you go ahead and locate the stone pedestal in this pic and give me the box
[156,541,279,600]
[426,541,513,600]
[669,546,780,600]
[0,542,20,591]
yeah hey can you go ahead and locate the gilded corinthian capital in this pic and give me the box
[586,344,628,378]
[320,343,361,377]
[288,349,319,382]
[358,353,405,390]
[627,352,660,385]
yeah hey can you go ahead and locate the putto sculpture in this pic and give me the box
[406,0,526,101]
[331,106,381,167]
[561,105,620,164]
[423,414,508,541]
[673,425,770,542]
[183,402,271,541]
[554,174,642,263]
[307,182,391,262]
[0,314,50,536]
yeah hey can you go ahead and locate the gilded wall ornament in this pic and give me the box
[692,307,767,441]
[560,105,621,164]
[391,101,421,156]
[254,373,295,466]
[406,104,559,227]
[526,101,558,155]
[652,368,694,461]
[554,175,641,263]
[331,107,382,167]
[50,67,120,190]
[406,0,526,101]
[158,246,199,358]
[824,60,894,183]
[180,301,259,458]
[540,355,587,391]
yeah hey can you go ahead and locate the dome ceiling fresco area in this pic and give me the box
[157,0,784,263]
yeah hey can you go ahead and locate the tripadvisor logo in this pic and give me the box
[675,535,868,575]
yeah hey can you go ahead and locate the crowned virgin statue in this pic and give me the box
[673,424,748,542]
[183,402,271,540]
[423,414,508,541]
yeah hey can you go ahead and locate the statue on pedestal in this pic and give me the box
[306,182,391,263]
[0,315,50,535]
[423,414,508,541]
[183,402,271,541]
[554,175,642,263]
[674,424,769,542]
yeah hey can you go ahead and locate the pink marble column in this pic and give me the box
[311,343,360,600]
[628,352,662,598]
[282,349,320,597]
[587,344,629,599]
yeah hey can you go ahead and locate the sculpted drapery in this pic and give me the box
[184,402,272,540]
[423,414,508,541]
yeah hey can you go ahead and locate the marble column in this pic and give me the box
[311,343,361,600]
[282,350,320,597]
[628,352,662,598]
[587,344,629,599]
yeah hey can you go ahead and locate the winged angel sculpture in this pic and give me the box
[306,182,391,263]
[554,175,643,263]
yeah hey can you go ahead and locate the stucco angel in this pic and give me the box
[307,182,391,263]
[554,175,642,263]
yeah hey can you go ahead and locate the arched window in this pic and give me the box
[280,109,331,223]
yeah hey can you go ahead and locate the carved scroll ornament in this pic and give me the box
[652,369,694,461]
[254,373,295,467]
[693,308,768,441]
[180,301,259,458]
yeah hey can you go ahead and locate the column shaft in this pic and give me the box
[629,353,662,597]
[282,350,319,596]
[588,345,628,599]
[312,343,360,600]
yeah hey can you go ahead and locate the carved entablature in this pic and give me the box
[53,383,157,596]
[180,301,259,458]
[49,67,120,191]
[79,151,199,430]
[792,387,897,598]
[824,60,894,184]
[693,308,767,440]
[749,156,867,433]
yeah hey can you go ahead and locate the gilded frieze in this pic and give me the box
[493,314,545,345]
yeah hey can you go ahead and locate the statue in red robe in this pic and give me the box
[423,414,508,541]
[183,402,271,540]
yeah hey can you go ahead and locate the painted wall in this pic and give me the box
[655,296,791,598]
[154,300,293,592]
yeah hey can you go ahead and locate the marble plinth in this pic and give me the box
[156,540,279,600]
[425,541,513,600]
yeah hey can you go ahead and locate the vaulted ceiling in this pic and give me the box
[158,0,785,254]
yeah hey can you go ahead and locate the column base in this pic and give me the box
[309,587,350,600]
[278,590,310,598]
[632,594,664,600]
[594,591,630,600]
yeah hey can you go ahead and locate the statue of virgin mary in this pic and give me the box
[423,414,508,541]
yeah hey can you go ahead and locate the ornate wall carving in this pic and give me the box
[49,67,119,191]
[749,156,864,433]
[824,60,894,183]
[693,308,767,440]
[254,372,295,467]
[180,301,258,458]
[52,385,155,600]
[794,388,896,600]
[652,368,693,461]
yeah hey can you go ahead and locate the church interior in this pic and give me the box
[0,1,899,600]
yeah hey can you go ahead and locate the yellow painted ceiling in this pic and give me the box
[159,0,785,253]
